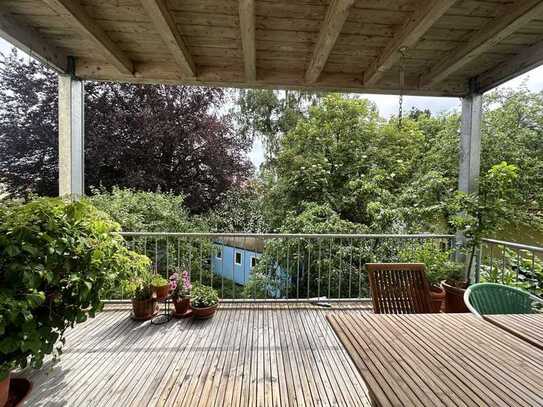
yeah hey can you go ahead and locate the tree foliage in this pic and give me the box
[0,50,252,212]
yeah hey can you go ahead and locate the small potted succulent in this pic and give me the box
[151,275,170,300]
[170,270,192,318]
[190,284,219,319]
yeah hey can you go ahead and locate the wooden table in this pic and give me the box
[327,313,543,406]
[483,313,543,350]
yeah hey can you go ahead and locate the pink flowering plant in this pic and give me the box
[170,269,192,300]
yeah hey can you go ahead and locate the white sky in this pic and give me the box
[2,37,543,168]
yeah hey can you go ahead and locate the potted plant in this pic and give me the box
[190,284,219,319]
[399,242,463,313]
[125,277,157,320]
[151,275,170,300]
[170,270,192,318]
[0,197,150,404]
[445,162,521,312]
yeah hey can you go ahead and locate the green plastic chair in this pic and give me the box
[464,283,543,316]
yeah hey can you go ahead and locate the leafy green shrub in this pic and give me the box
[399,242,463,286]
[0,197,150,379]
[150,275,168,287]
[190,284,219,308]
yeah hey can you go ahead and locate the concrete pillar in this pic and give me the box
[456,92,482,278]
[458,93,482,195]
[58,74,84,198]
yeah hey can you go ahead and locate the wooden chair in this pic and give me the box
[366,263,432,314]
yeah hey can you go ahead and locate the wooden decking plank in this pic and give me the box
[196,306,240,406]
[293,306,339,405]
[283,303,318,406]
[137,317,197,407]
[23,310,124,381]
[84,314,172,406]
[50,313,140,404]
[273,304,301,407]
[115,317,196,407]
[147,316,202,405]
[22,303,375,406]
[308,308,370,406]
[212,305,249,407]
[159,307,226,406]
[268,305,290,407]
[173,305,234,406]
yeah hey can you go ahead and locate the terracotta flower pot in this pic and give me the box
[6,378,32,407]
[191,304,217,319]
[173,297,191,318]
[429,285,446,313]
[441,280,469,313]
[132,298,156,320]
[0,373,10,407]
[152,284,170,300]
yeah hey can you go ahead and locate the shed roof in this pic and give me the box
[1,0,543,96]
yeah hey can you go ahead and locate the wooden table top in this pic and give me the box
[483,313,543,350]
[327,313,543,407]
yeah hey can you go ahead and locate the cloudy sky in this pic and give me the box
[2,37,543,167]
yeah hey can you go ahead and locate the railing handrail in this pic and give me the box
[119,231,455,239]
[481,238,543,254]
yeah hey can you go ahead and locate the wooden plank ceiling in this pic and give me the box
[1,0,543,96]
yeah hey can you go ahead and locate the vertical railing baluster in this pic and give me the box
[489,244,494,279]
[317,239,322,299]
[349,237,353,298]
[328,238,332,299]
[285,239,290,300]
[338,238,342,299]
[502,244,506,284]
[358,239,363,298]
[199,239,203,284]
[296,239,301,300]
[154,238,158,274]
[516,249,521,283]
[221,241,225,299]
[166,237,169,279]
[307,239,311,299]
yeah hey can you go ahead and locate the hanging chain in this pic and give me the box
[398,47,407,129]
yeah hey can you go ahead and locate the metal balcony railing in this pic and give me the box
[478,238,543,296]
[109,232,455,301]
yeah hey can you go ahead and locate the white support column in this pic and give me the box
[456,92,482,274]
[458,93,482,195]
[58,74,84,198]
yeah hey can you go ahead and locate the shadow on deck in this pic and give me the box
[19,302,372,406]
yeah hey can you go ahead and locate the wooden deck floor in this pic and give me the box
[20,302,372,406]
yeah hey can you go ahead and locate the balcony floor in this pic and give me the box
[20,302,372,406]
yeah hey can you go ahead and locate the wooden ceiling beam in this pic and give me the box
[305,0,355,84]
[478,37,543,92]
[42,0,134,75]
[0,10,68,72]
[140,0,195,77]
[421,0,543,88]
[363,0,455,86]
[239,0,256,81]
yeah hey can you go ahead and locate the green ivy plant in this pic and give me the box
[0,197,150,380]
[190,284,219,308]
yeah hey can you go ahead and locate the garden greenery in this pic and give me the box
[190,284,219,308]
[0,198,150,379]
